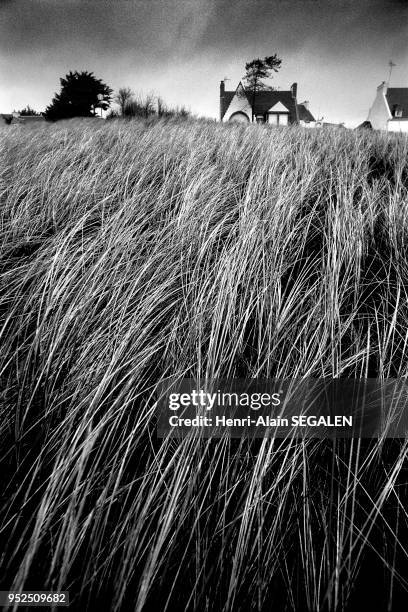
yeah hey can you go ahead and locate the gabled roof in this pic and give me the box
[356,120,373,130]
[386,88,408,118]
[297,104,315,122]
[224,91,235,111]
[247,89,298,118]
[268,101,290,113]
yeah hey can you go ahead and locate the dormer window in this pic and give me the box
[267,101,290,126]
[392,104,403,118]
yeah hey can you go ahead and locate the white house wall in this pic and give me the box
[388,120,408,133]
[368,84,391,130]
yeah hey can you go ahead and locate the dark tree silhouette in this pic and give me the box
[45,71,113,121]
[17,105,42,116]
[242,55,282,121]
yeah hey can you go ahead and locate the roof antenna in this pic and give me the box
[387,60,396,85]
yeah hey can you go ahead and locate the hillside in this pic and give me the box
[1,118,408,611]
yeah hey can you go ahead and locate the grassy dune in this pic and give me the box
[1,118,408,611]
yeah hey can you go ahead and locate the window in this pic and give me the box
[392,104,403,118]
[256,115,265,124]
[279,113,288,126]
[267,113,288,126]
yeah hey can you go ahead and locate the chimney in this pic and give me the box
[291,82,298,99]
[220,80,225,121]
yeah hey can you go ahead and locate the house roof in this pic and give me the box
[386,88,408,118]
[322,122,345,128]
[297,104,315,122]
[221,84,315,122]
[224,91,235,111]
[356,120,373,130]
[248,90,298,117]
[268,101,290,113]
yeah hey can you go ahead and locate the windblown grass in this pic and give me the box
[1,118,408,611]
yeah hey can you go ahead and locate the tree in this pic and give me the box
[45,71,113,121]
[114,87,134,116]
[17,105,42,116]
[242,55,282,122]
[156,95,167,118]
[123,92,156,119]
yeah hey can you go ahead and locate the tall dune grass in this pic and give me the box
[1,118,408,610]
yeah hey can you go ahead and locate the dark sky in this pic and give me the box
[1,0,407,125]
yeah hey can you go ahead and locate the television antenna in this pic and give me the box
[387,60,396,84]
